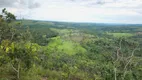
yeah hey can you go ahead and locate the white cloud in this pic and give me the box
[1,0,142,24]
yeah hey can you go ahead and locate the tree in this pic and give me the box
[0,8,40,80]
[0,8,17,43]
[2,8,16,23]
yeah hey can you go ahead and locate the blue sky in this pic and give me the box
[0,0,142,24]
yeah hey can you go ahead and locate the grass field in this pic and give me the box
[107,32,134,38]
[47,36,86,55]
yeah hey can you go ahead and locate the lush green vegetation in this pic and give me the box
[0,9,142,80]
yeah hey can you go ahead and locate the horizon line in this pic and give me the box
[17,19,142,25]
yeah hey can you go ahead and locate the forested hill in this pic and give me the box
[19,19,142,28]
[0,9,142,80]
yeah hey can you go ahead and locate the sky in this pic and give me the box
[0,0,142,24]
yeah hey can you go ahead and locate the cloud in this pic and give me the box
[25,0,142,24]
[0,0,17,7]
[28,2,40,9]
[0,0,40,9]
[68,0,116,6]
[0,0,142,24]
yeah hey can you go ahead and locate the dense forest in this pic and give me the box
[0,9,142,80]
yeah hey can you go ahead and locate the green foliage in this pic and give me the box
[0,9,142,80]
[1,8,16,23]
[47,36,86,55]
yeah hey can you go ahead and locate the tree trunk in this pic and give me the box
[114,67,117,80]
[17,61,20,80]
[10,60,20,80]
